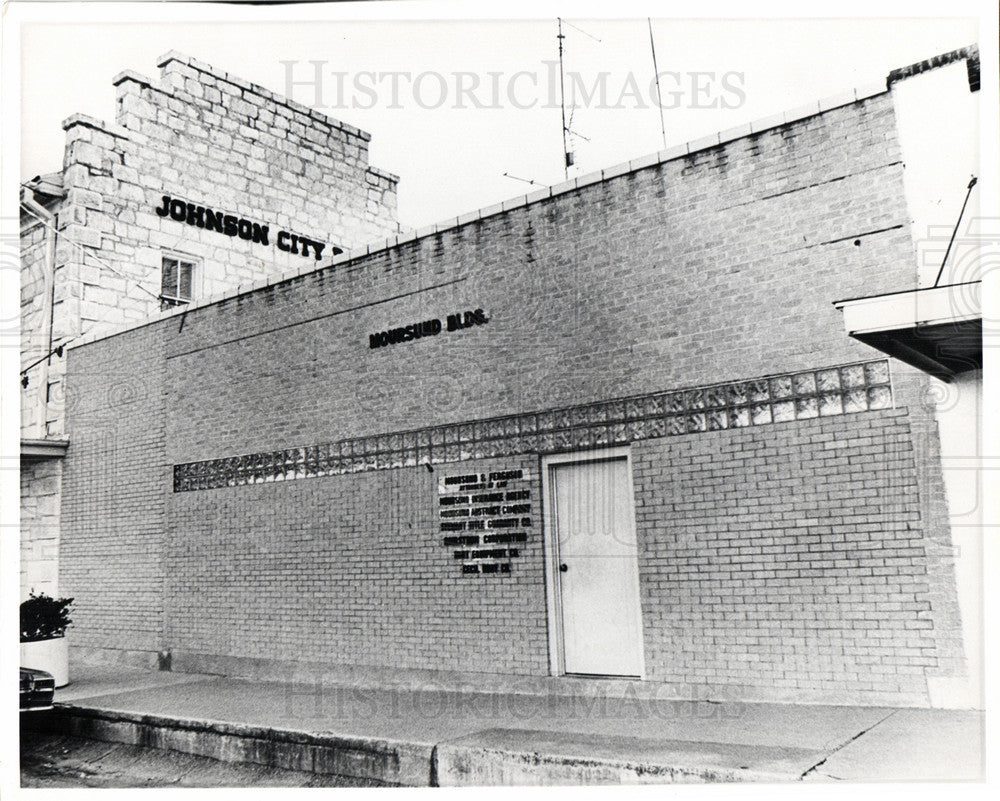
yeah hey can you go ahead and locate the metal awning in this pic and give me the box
[833,281,981,382]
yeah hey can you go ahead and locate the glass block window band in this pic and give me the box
[173,359,892,492]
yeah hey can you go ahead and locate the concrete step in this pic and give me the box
[28,705,826,786]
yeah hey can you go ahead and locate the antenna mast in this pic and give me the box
[648,18,667,150]
[557,17,571,179]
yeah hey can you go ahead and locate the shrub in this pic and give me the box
[20,592,74,642]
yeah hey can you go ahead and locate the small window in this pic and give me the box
[161,255,196,310]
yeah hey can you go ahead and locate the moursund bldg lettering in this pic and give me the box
[368,309,489,349]
[154,195,340,261]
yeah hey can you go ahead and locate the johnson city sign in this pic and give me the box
[154,194,340,261]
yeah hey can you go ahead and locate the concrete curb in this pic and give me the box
[434,728,823,785]
[29,704,825,786]
[36,704,433,786]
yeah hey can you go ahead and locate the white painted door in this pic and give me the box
[552,457,644,676]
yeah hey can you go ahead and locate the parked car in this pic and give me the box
[20,667,55,711]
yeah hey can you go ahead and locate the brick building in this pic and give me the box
[20,52,401,598]
[27,47,983,707]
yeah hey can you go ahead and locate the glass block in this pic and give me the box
[627,420,648,440]
[590,425,609,445]
[840,364,866,388]
[727,383,748,405]
[416,429,431,447]
[400,431,416,450]
[572,427,592,448]
[625,398,644,419]
[730,407,751,428]
[458,425,474,442]
[686,389,706,410]
[867,386,892,409]
[503,417,519,436]
[686,413,707,433]
[445,427,460,445]
[770,376,793,399]
[327,444,342,469]
[641,394,665,417]
[520,433,539,452]
[816,369,841,392]
[570,406,590,427]
[520,414,537,433]
[430,427,445,446]
[554,430,573,450]
[403,449,417,467]
[667,415,686,435]
[554,408,573,429]
[647,417,667,437]
[537,412,556,432]
[459,444,473,461]
[609,423,628,442]
[819,392,843,416]
[495,438,516,456]
[795,397,819,419]
[748,380,770,402]
[539,433,556,452]
[865,361,890,385]
[665,392,685,413]
[376,435,391,455]
[772,400,795,422]
[584,404,606,424]
[430,448,446,465]
[708,409,728,430]
[604,401,626,423]
[751,403,772,425]
[706,386,727,407]
[793,372,817,395]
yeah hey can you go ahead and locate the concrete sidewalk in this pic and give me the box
[26,664,984,785]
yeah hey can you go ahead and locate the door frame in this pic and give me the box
[540,446,646,679]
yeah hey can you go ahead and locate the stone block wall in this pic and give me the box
[23,51,399,440]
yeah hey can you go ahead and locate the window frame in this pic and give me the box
[160,252,199,310]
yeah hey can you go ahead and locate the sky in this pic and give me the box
[14,2,982,229]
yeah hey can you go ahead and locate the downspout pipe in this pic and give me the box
[20,191,57,438]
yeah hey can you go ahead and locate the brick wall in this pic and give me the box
[61,91,965,703]
[60,324,167,666]
[633,408,939,705]
[167,456,547,676]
